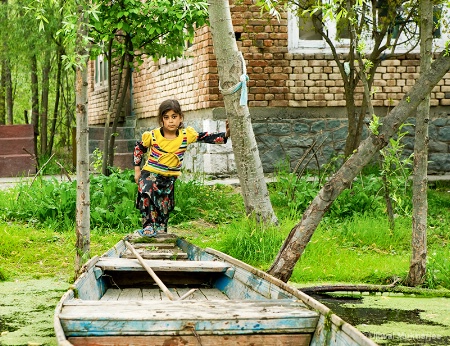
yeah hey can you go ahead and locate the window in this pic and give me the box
[288,2,450,54]
[95,54,109,88]
[432,5,450,50]
[288,7,326,50]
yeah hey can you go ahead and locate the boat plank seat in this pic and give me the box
[131,243,176,249]
[96,258,232,273]
[60,300,319,339]
[101,287,230,301]
[121,251,189,260]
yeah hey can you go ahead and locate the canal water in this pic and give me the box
[313,292,450,346]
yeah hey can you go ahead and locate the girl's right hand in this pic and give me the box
[134,167,141,184]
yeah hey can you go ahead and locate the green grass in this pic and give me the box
[0,221,127,281]
[0,171,449,290]
[290,219,411,284]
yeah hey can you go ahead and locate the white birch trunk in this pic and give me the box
[74,3,90,277]
[408,0,433,286]
[208,0,277,224]
[268,52,450,282]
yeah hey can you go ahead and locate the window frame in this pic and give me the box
[94,54,109,89]
[287,3,450,54]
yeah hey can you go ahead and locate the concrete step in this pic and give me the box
[0,137,35,156]
[0,124,35,138]
[0,154,37,177]
[86,126,136,171]
[87,152,134,171]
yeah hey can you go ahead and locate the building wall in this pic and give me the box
[87,0,450,175]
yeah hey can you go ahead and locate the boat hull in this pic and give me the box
[54,234,378,346]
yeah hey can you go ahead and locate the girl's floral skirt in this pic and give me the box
[136,171,176,236]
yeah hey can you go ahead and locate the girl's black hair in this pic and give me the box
[158,99,184,127]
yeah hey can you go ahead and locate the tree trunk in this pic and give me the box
[0,0,7,125]
[0,60,5,125]
[102,44,125,175]
[49,46,63,156]
[407,0,433,287]
[40,51,51,156]
[300,284,450,297]
[207,0,277,224]
[5,59,12,124]
[74,1,90,278]
[31,53,39,160]
[107,42,133,171]
[382,172,395,230]
[343,95,359,158]
[268,52,450,282]
[62,71,75,152]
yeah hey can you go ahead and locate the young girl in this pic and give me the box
[133,99,230,237]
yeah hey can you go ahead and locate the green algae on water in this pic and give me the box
[0,278,69,346]
[342,294,450,346]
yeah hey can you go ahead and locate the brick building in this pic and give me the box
[87,1,450,176]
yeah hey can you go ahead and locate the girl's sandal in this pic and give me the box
[137,228,158,238]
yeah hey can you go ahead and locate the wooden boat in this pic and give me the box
[54,233,378,346]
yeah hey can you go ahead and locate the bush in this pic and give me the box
[426,249,450,289]
[269,171,387,220]
[0,171,244,233]
[0,170,140,232]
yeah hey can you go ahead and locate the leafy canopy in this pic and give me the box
[90,0,209,64]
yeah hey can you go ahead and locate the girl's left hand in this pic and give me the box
[225,120,230,138]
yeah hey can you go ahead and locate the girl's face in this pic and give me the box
[162,110,183,134]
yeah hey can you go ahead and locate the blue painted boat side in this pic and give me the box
[71,240,128,301]
[177,238,206,260]
[213,267,294,300]
[310,314,374,346]
[72,259,107,301]
[103,239,126,258]
[62,317,318,337]
[178,238,298,301]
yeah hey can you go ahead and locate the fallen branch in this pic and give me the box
[299,283,450,297]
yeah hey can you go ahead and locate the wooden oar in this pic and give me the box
[124,240,176,301]
[124,239,198,301]
[179,288,198,300]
